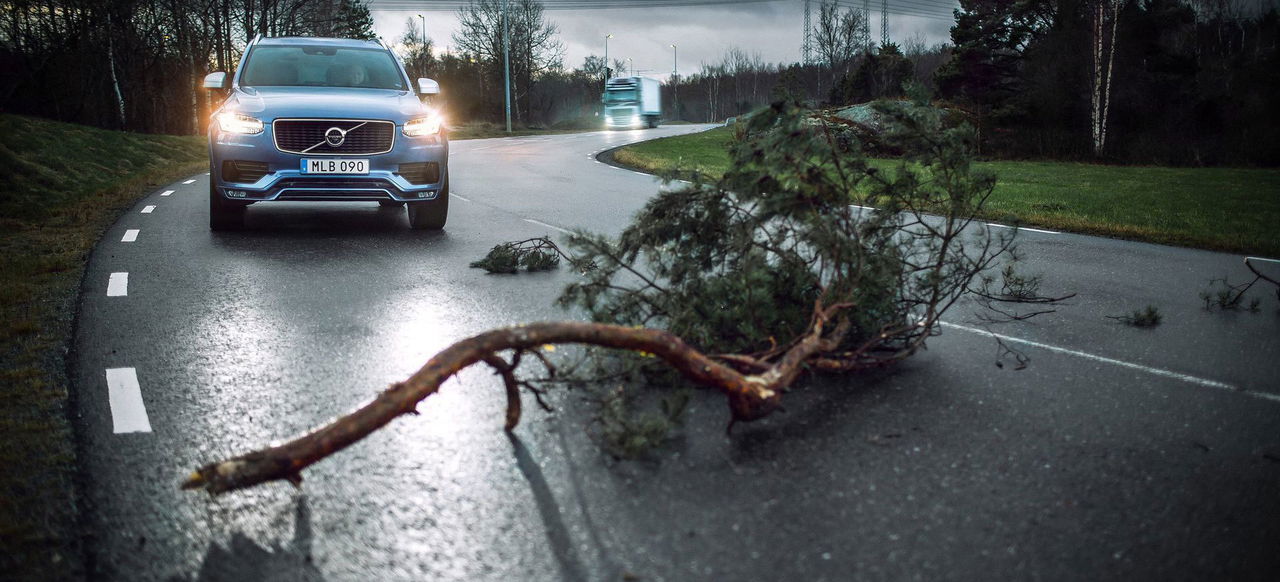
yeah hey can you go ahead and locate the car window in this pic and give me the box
[240,46,406,90]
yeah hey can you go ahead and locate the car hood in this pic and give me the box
[222,87,429,122]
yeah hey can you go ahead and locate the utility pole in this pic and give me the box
[502,0,511,132]
[671,44,678,121]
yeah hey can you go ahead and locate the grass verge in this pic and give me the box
[0,114,206,581]
[613,126,1280,257]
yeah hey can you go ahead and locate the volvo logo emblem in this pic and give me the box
[324,127,346,147]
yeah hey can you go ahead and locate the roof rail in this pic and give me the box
[250,34,263,46]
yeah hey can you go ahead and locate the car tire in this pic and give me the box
[406,175,448,230]
[209,180,244,231]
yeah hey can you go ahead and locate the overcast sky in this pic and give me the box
[368,1,957,81]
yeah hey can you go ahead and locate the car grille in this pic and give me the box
[272,178,397,200]
[273,119,395,155]
[221,160,270,183]
[396,162,440,185]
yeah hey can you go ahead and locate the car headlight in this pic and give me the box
[216,112,263,135]
[403,115,442,137]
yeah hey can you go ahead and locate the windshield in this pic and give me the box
[240,46,406,90]
[604,87,637,104]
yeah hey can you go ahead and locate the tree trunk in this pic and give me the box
[107,15,126,129]
[1091,0,1122,158]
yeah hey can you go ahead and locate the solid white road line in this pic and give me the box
[941,321,1280,403]
[160,190,174,196]
[106,272,128,297]
[987,223,1060,235]
[452,194,470,202]
[1247,256,1280,264]
[523,218,572,235]
[105,368,151,434]
[141,205,156,214]
[121,230,139,243]
[182,179,196,184]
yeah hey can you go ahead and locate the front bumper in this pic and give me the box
[604,107,641,128]
[209,123,448,202]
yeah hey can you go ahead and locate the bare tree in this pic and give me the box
[453,0,564,124]
[814,0,869,77]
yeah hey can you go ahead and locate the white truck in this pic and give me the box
[603,76,661,129]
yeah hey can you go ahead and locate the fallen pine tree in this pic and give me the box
[184,95,1022,495]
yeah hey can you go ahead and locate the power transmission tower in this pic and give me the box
[880,0,889,47]
[863,0,871,52]
[802,0,812,65]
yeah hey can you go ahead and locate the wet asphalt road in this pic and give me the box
[71,126,1280,581]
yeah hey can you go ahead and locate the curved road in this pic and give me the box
[72,126,1279,581]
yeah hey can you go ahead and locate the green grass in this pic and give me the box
[613,126,1280,257]
[0,114,206,581]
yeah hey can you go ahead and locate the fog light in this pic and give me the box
[416,191,427,198]
[226,189,247,199]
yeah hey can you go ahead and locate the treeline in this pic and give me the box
[3,0,1274,166]
[938,0,1280,165]
[0,0,375,134]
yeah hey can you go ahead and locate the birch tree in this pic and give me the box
[1090,0,1125,157]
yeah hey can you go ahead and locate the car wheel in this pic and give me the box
[209,179,244,231]
[406,176,448,230]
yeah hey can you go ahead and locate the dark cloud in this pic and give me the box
[373,1,953,80]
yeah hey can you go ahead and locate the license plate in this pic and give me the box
[301,159,368,174]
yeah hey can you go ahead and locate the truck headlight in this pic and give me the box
[216,112,263,135]
[403,115,442,137]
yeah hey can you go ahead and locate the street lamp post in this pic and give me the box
[626,57,633,77]
[604,34,613,80]
[671,44,678,122]
[417,14,425,45]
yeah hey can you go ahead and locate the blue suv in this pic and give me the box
[203,36,448,230]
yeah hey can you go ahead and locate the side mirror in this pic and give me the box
[203,72,228,90]
[417,78,440,96]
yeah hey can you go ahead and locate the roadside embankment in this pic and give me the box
[0,114,205,581]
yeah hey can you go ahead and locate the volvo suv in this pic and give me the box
[203,36,448,230]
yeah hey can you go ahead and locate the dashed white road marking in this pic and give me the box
[160,190,174,196]
[452,194,470,202]
[121,230,139,243]
[940,321,1278,402]
[141,205,156,214]
[107,272,128,297]
[182,179,196,184]
[105,368,151,434]
[523,218,572,235]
